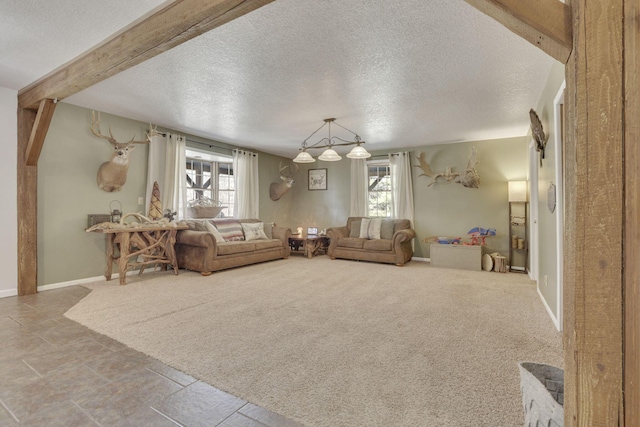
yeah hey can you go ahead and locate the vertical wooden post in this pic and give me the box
[564,0,625,424]
[624,0,640,424]
[17,107,38,295]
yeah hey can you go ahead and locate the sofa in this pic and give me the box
[174,219,291,275]
[326,217,416,266]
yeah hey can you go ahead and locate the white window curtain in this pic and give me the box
[145,132,187,220]
[389,151,414,225]
[350,158,368,217]
[233,149,259,219]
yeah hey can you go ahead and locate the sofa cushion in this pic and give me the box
[185,219,208,232]
[380,220,395,240]
[360,218,382,239]
[263,222,274,239]
[214,219,245,242]
[363,239,392,251]
[204,220,225,243]
[393,219,411,233]
[349,221,361,238]
[217,241,256,255]
[337,237,366,249]
[242,222,269,241]
[254,239,283,251]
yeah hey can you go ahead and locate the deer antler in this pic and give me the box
[91,111,117,145]
[126,134,150,145]
[279,161,299,179]
[414,152,435,178]
[91,111,150,145]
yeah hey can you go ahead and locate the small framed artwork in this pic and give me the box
[308,168,327,190]
[307,227,318,236]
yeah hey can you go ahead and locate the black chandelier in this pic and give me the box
[293,118,371,163]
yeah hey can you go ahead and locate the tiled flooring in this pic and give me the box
[0,286,303,427]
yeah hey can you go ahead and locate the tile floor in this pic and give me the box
[0,286,303,427]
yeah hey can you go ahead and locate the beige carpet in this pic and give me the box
[65,257,563,426]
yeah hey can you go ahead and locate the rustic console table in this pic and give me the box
[89,224,187,285]
[289,235,330,259]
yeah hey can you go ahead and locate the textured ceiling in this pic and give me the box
[1,0,556,158]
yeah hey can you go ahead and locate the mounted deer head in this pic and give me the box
[269,161,299,201]
[91,111,149,192]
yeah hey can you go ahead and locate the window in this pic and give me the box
[185,150,234,217]
[367,161,391,218]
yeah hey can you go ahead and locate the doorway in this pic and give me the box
[553,81,565,331]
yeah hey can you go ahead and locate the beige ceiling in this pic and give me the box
[1,0,556,158]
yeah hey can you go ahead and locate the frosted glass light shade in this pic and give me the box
[293,151,315,163]
[318,148,342,161]
[346,145,371,159]
[508,181,528,202]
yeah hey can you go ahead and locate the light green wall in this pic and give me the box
[37,103,292,285]
[258,151,294,227]
[290,136,529,259]
[289,161,350,232]
[534,61,566,319]
[38,103,150,285]
[411,137,528,259]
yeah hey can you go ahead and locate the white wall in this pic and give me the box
[533,61,565,328]
[0,87,18,297]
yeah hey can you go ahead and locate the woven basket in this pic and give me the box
[518,362,564,426]
[187,206,223,218]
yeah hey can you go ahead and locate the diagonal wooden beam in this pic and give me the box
[463,0,572,63]
[25,99,56,166]
[17,0,275,109]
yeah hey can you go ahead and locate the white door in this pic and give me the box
[528,141,539,282]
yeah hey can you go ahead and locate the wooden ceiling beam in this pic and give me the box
[463,0,572,63]
[17,0,274,110]
[25,99,56,166]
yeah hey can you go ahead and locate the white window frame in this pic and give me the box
[367,159,392,218]
[185,150,234,218]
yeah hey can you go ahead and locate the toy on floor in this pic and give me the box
[467,227,496,245]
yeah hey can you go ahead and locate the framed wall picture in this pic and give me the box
[308,168,327,190]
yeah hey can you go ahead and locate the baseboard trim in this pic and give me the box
[537,286,561,331]
[37,269,147,293]
[411,257,429,262]
[0,269,159,298]
[0,288,18,299]
[37,275,108,293]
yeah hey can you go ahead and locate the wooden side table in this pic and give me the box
[88,225,187,285]
[289,235,330,259]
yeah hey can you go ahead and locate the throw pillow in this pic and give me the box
[242,222,269,241]
[185,220,207,231]
[349,221,361,238]
[204,220,225,244]
[380,220,395,240]
[263,222,274,239]
[213,219,245,242]
[360,218,382,240]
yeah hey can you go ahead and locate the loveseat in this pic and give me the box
[326,217,416,266]
[175,219,291,275]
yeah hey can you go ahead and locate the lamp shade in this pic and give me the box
[318,148,342,161]
[346,145,371,159]
[293,151,315,163]
[508,181,528,202]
